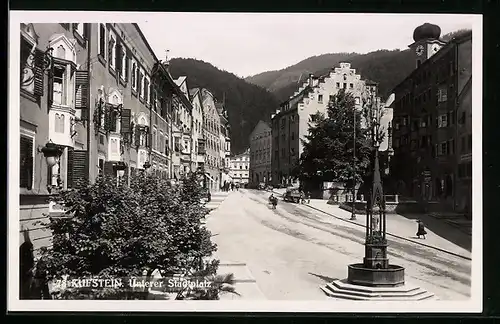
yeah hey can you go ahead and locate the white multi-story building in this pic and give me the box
[271,62,379,186]
[230,149,250,185]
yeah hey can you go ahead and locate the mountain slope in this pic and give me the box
[247,29,471,102]
[168,58,279,155]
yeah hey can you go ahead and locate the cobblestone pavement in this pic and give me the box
[205,189,471,301]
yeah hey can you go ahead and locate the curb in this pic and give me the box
[264,189,471,261]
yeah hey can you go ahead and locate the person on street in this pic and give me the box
[416,219,427,239]
[231,183,235,191]
[269,194,277,209]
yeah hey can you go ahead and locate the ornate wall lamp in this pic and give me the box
[38,141,63,168]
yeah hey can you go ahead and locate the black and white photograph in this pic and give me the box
[9,11,482,313]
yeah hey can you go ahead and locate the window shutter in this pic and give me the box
[145,127,151,147]
[73,150,88,188]
[33,49,45,97]
[134,125,140,146]
[120,108,132,135]
[67,147,74,188]
[104,104,113,131]
[20,136,33,189]
[75,70,89,111]
[116,42,122,74]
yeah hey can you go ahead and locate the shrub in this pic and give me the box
[33,171,234,300]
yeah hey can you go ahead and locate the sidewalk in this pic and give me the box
[303,199,471,260]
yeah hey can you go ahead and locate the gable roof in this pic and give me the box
[249,120,272,139]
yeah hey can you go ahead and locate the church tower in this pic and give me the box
[408,23,447,69]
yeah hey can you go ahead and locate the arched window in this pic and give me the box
[56,45,66,59]
[60,114,65,133]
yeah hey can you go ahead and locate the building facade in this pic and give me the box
[271,63,374,187]
[391,23,472,212]
[19,23,91,253]
[18,23,202,254]
[249,120,272,186]
[189,88,206,172]
[201,88,222,190]
[216,102,232,187]
[230,149,250,185]
[173,76,194,178]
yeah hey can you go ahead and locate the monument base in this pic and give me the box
[348,263,404,287]
[321,279,435,301]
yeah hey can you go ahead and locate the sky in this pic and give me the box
[137,13,477,78]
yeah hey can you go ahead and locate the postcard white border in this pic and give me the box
[8,11,483,313]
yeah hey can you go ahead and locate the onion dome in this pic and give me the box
[413,23,441,42]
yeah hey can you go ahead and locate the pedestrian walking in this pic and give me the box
[416,219,427,239]
[231,183,235,191]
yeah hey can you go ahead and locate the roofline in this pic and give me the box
[133,23,161,66]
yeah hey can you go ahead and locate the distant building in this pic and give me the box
[230,149,250,185]
[391,23,472,212]
[271,62,377,187]
[216,102,231,188]
[249,120,272,185]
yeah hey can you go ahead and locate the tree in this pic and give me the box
[298,89,373,189]
[33,172,236,300]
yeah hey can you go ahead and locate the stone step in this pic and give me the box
[325,283,430,299]
[321,287,435,301]
[328,280,421,294]
[321,279,435,301]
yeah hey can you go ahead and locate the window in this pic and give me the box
[120,46,127,80]
[98,159,104,176]
[437,87,447,102]
[20,135,34,189]
[291,132,295,141]
[318,94,323,103]
[52,65,67,106]
[54,113,65,133]
[140,69,145,99]
[350,83,353,89]
[131,61,137,90]
[174,137,181,152]
[98,23,106,59]
[343,83,347,89]
[440,142,448,156]
[110,138,119,154]
[437,114,448,128]
[336,82,340,88]
[145,76,150,104]
[152,128,157,151]
[109,31,116,70]
[343,74,347,81]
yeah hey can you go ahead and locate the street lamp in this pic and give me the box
[351,104,357,220]
[39,141,63,168]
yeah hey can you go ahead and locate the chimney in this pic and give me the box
[308,74,314,87]
[164,49,170,71]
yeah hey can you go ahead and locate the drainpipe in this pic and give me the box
[86,23,92,181]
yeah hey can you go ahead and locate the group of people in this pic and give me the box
[221,181,239,192]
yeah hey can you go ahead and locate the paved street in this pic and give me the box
[206,189,471,301]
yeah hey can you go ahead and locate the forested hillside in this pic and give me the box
[168,58,279,155]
